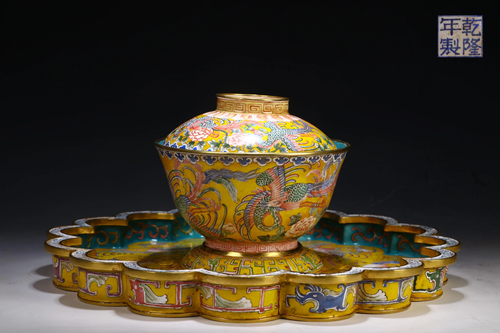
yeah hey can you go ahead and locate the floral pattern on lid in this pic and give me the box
[161,94,337,154]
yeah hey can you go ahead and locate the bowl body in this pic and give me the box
[156,143,348,252]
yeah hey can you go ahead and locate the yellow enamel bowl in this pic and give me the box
[154,93,350,253]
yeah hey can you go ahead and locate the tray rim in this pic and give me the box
[45,209,460,280]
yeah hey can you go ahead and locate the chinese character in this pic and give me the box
[462,17,482,36]
[440,18,461,35]
[440,38,460,56]
[463,38,481,56]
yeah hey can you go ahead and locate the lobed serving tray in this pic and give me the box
[45,209,460,322]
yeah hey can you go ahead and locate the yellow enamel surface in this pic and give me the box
[181,246,323,274]
[356,278,413,312]
[198,283,280,321]
[160,153,343,245]
[87,239,203,262]
[163,111,337,154]
[76,269,126,305]
[302,241,405,271]
[52,255,78,291]
[280,283,357,320]
[412,266,448,300]
[124,269,282,320]
[126,276,198,316]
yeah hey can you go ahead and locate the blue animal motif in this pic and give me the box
[255,120,313,151]
[285,284,354,313]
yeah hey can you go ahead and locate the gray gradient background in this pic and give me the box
[1,2,499,332]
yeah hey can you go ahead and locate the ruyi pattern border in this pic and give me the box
[156,146,347,166]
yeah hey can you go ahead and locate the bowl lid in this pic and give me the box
[159,93,344,154]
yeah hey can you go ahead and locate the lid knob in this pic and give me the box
[216,93,289,115]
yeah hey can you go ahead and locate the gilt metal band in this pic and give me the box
[216,93,289,114]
